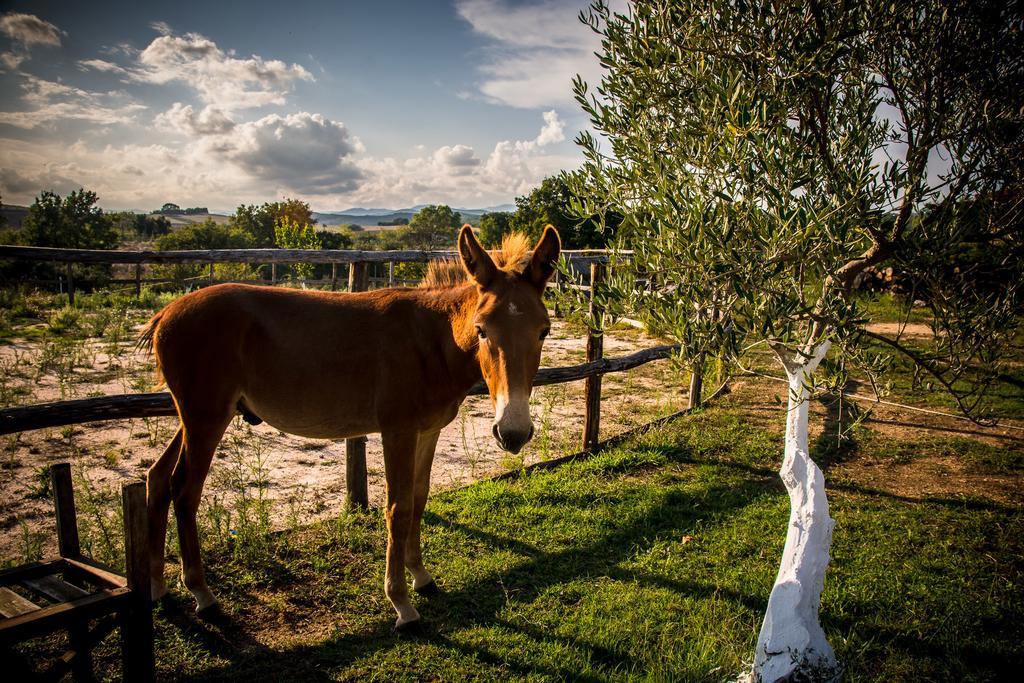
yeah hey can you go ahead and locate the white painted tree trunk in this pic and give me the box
[752,341,840,683]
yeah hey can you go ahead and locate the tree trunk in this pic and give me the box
[753,341,839,683]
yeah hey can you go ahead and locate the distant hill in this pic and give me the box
[0,204,29,230]
[314,204,516,228]
[148,211,232,229]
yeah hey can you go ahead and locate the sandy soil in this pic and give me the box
[719,373,1024,507]
[3,315,1019,564]
[0,320,691,562]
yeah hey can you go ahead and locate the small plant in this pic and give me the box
[29,464,52,498]
[18,521,46,563]
[73,465,125,570]
[206,422,274,567]
[86,309,113,337]
[48,306,82,336]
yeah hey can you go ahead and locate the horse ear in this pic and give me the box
[527,225,561,290]
[458,224,497,287]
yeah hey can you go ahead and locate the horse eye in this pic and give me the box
[476,326,487,340]
[539,328,550,341]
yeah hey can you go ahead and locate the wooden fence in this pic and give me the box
[0,244,614,303]
[0,244,690,509]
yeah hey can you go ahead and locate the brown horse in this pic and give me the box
[140,225,560,629]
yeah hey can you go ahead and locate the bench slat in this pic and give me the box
[22,575,91,603]
[0,587,40,618]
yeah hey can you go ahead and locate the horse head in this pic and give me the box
[457,224,561,454]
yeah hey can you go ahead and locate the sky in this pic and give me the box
[0,0,616,212]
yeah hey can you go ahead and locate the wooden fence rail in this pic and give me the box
[0,344,679,436]
[0,243,702,508]
[0,245,616,266]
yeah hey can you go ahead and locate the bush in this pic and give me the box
[154,220,255,288]
[1,189,119,290]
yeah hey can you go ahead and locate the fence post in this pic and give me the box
[50,463,91,678]
[271,263,277,284]
[552,269,562,318]
[582,263,605,451]
[331,262,338,291]
[120,480,154,682]
[345,436,369,510]
[51,463,80,558]
[688,353,704,409]
[348,261,369,292]
[135,263,142,297]
[66,263,75,305]
[345,260,370,509]
[208,262,215,286]
[388,261,394,287]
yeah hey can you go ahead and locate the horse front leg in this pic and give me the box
[406,429,440,594]
[381,429,419,629]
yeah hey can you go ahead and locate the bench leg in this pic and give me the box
[121,481,154,682]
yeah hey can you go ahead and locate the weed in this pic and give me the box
[205,422,274,566]
[47,306,81,336]
[17,521,46,562]
[72,466,125,570]
[29,464,51,498]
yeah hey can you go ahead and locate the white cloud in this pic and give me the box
[77,58,131,76]
[155,102,235,136]
[0,12,63,73]
[0,110,574,209]
[77,28,314,111]
[0,75,146,129]
[215,112,363,193]
[456,0,621,109]
[149,21,173,37]
[345,110,575,206]
[1,51,23,69]
[0,12,63,47]
[434,144,482,175]
[133,31,314,110]
[535,109,565,145]
[0,165,80,197]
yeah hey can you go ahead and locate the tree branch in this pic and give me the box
[860,329,995,424]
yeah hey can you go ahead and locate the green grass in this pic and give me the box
[14,406,1019,682]
[4,285,1021,680]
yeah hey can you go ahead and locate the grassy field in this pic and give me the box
[3,287,1023,681]
[9,384,1021,681]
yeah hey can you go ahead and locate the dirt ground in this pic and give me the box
[0,319,692,562]
[2,316,1021,564]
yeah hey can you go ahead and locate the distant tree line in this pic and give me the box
[0,176,620,289]
[154,203,208,215]
[478,176,619,249]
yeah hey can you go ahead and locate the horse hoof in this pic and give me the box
[196,602,227,623]
[414,580,441,596]
[394,617,422,634]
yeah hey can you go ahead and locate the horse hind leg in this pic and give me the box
[171,405,234,614]
[147,426,183,601]
[406,429,440,594]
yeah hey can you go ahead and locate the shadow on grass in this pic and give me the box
[152,432,1021,680]
[160,476,771,680]
[864,416,1024,443]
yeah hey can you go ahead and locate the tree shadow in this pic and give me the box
[811,392,861,468]
[864,415,1024,443]
[165,477,771,680]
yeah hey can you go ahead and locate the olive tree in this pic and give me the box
[568,1,1022,680]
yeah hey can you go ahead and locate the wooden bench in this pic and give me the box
[0,463,154,681]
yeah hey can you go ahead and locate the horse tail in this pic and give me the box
[136,311,165,386]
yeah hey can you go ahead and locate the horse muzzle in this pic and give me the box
[492,422,534,454]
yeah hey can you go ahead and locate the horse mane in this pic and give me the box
[421,232,532,288]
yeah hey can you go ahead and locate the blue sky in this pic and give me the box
[0,1,613,211]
